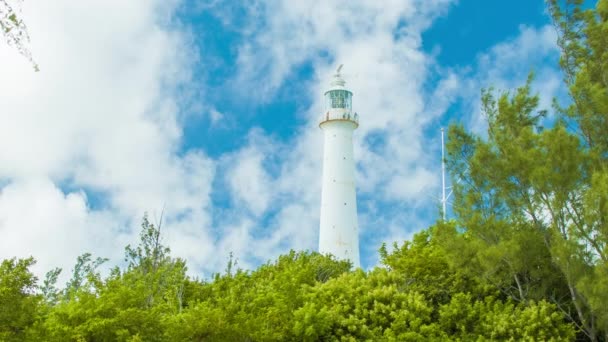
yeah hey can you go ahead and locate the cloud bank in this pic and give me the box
[0,0,563,278]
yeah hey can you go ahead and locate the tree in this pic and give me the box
[446,76,603,341]
[40,267,62,306]
[164,250,352,341]
[0,0,37,70]
[380,226,490,306]
[293,268,441,341]
[0,257,41,341]
[549,1,608,337]
[438,293,574,341]
[0,215,574,340]
[444,0,608,336]
[41,215,187,341]
[293,230,573,341]
[123,213,187,311]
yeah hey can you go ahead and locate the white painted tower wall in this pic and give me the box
[319,68,360,268]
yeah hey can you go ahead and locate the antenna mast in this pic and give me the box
[441,128,446,221]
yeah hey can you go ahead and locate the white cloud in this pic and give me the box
[209,108,224,126]
[0,0,215,279]
[233,0,453,102]
[0,178,123,281]
[225,144,273,217]
[209,0,458,268]
[1,0,566,279]
[213,5,565,269]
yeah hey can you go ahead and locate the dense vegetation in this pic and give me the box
[1,0,606,340]
[0,217,575,341]
[441,0,608,339]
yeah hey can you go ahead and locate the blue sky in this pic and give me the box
[182,0,552,154]
[0,0,564,279]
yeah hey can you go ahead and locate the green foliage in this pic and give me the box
[4,2,601,339]
[549,0,608,153]
[38,214,188,342]
[0,0,38,70]
[0,257,41,341]
[289,231,573,341]
[441,2,608,340]
[445,79,600,340]
[165,250,352,341]
[293,268,441,341]
[380,228,489,305]
[439,294,574,341]
[0,217,574,341]
[40,267,62,306]
[64,253,108,301]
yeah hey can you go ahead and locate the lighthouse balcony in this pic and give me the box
[320,110,359,127]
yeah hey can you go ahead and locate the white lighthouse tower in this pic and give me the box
[319,65,360,268]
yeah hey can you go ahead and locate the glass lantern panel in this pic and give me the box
[345,92,352,110]
[326,90,352,109]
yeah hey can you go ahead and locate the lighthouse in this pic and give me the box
[319,65,360,268]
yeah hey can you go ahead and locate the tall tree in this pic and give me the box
[446,75,604,341]
[40,215,187,341]
[445,1,608,339]
[549,0,608,338]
